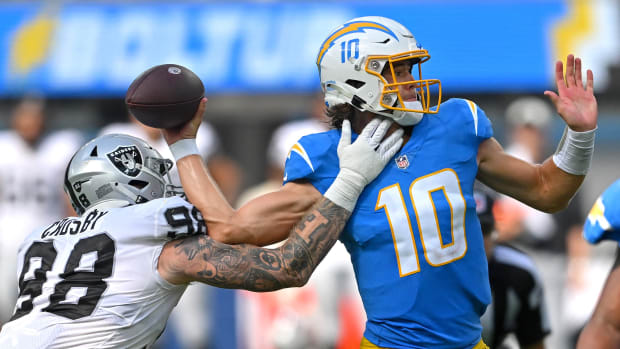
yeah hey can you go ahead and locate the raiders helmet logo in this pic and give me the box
[107,146,143,177]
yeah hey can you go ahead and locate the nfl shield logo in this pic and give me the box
[107,146,143,177]
[395,154,409,169]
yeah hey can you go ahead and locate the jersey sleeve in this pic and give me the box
[282,131,340,195]
[151,197,207,240]
[583,179,620,244]
[460,99,493,141]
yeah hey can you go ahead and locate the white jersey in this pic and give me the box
[0,129,83,323]
[0,196,205,349]
[0,130,83,240]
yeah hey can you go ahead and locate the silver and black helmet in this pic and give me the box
[64,134,174,215]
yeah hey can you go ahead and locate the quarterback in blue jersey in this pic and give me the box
[285,98,493,348]
[577,179,620,348]
[160,16,597,349]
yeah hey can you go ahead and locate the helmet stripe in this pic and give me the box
[316,21,399,68]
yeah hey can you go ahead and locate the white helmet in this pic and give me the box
[64,134,176,215]
[316,16,442,125]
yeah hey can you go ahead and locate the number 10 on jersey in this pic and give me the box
[376,169,468,276]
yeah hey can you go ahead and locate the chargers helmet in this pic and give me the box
[317,16,442,126]
[64,134,175,215]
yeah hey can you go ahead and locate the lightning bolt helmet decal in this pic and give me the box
[316,21,399,68]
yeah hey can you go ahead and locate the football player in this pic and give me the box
[0,114,403,348]
[0,97,83,323]
[577,179,620,348]
[100,111,228,349]
[162,16,597,349]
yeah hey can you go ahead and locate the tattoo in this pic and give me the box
[171,198,350,291]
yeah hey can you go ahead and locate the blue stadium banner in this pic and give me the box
[0,1,615,97]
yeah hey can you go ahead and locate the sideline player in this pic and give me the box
[476,188,551,348]
[161,16,597,349]
[0,114,403,348]
[576,178,620,348]
[0,97,82,323]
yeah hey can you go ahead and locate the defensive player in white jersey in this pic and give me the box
[100,112,230,348]
[0,106,403,348]
[0,97,82,323]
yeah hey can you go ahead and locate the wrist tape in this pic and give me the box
[552,126,596,175]
[324,169,366,212]
[169,138,200,162]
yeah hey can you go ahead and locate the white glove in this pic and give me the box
[324,118,404,211]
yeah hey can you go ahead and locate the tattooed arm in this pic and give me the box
[158,117,403,291]
[158,198,349,290]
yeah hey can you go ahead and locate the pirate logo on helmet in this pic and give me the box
[106,145,143,177]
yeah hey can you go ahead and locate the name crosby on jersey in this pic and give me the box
[40,209,108,239]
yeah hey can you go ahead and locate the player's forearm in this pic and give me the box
[230,184,321,246]
[166,198,349,290]
[577,264,620,348]
[175,155,235,229]
[533,157,585,212]
[536,125,595,211]
[175,156,318,245]
[578,320,620,349]
[487,160,582,213]
[478,138,583,213]
[272,198,349,287]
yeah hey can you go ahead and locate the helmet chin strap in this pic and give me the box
[363,100,425,126]
[325,87,425,127]
[165,184,186,199]
[391,101,424,126]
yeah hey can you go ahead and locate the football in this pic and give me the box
[125,64,204,129]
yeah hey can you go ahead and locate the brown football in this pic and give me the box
[125,64,204,129]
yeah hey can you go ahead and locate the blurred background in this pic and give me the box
[0,0,619,348]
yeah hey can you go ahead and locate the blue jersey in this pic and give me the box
[584,179,620,244]
[284,99,493,348]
